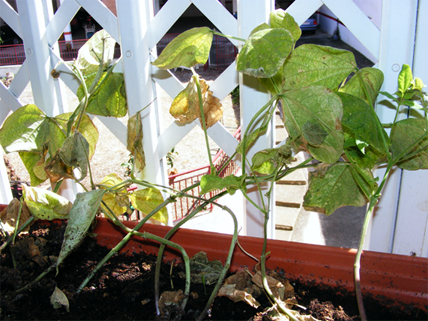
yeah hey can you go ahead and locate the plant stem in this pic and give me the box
[354,163,392,321]
[192,70,215,173]
[212,30,246,43]
[0,216,35,253]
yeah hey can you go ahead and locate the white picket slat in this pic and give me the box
[148,0,190,48]
[46,0,81,46]
[286,0,323,25]
[77,0,119,42]
[0,0,21,38]
[322,0,380,60]
[192,0,239,46]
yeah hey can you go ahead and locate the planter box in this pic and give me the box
[94,217,428,314]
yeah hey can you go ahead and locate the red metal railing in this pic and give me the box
[0,39,121,66]
[1,34,236,70]
[168,127,241,222]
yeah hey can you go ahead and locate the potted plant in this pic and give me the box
[1,9,427,321]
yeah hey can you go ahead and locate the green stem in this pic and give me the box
[354,163,393,321]
[0,216,35,253]
[212,30,246,43]
[192,71,215,173]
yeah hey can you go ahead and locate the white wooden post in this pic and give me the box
[238,0,275,238]
[370,0,428,257]
[386,0,428,258]
[116,0,166,199]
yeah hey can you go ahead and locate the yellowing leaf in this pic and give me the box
[170,77,223,128]
[129,188,168,225]
[22,185,72,220]
[127,113,145,173]
[99,174,129,216]
[152,27,213,70]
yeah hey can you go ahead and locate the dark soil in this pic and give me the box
[1,221,426,321]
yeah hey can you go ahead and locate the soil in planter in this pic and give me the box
[1,221,426,321]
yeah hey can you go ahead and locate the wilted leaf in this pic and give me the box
[158,290,184,316]
[54,112,99,159]
[59,132,89,181]
[44,153,74,183]
[303,162,368,215]
[56,189,107,273]
[0,198,32,234]
[338,92,388,155]
[282,44,356,90]
[170,76,223,128]
[50,286,70,312]
[99,173,129,217]
[77,71,127,117]
[152,27,213,69]
[127,112,145,173]
[218,284,261,308]
[281,86,344,163]
[200,174,246,195]
[269,9,301,42]
[251,271,294,301]
[75,30,116,77]
[391,118,428,170]
[237,28,294,78]
[22,185,72,220]
[179,251,224,285]
[339,67,384,105]
[129,188,168,225]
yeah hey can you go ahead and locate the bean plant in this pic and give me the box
[0,9,427,321]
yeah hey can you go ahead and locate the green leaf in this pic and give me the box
[129,188,168,225]
[398,64,412,94]
[56,189,107,274]
[152,27,213,70]
[77,72,127,117]
[127,112,145,173]
[339,67,384,105]
[282,44,356,90]
[391,118,428,170]
[236,28,294,78]
[75,30,116,77]
[236,125,267,155]
[99,173,129,217]
[22,185,72,220]
[303,163,368,215]
[0,104,46,153]
[200,174,247,195]
[251,149,277,175]
[281,86,344,163]
[59,132,89,181]
[269,9,301,42]
[338,92,388,155]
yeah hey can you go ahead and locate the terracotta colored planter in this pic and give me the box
[94,217,427,313]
